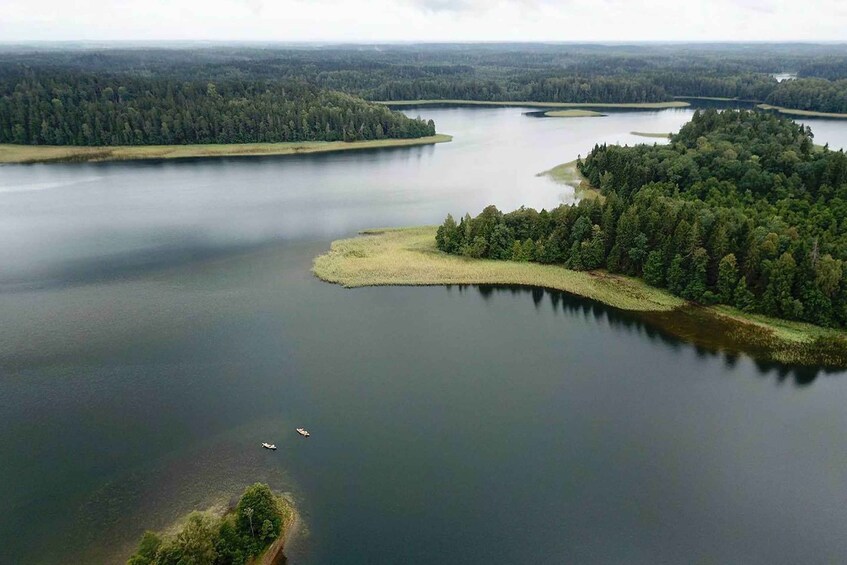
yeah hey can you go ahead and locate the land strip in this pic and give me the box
[0,135,453,164]
[757,104,847,119]
[630,131,673,139]
[376,100,690,109]
[536,159,603,201]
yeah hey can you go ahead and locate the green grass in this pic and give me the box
[0,134,453,164]
[313,227,683,311]
[630,131,673,139]
[375,100,690,109]
[536,159,604,201]
[757,104,847,119]
[543,109,606,118]
[314,227,847,367]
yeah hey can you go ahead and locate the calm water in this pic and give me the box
[2,107,847,564]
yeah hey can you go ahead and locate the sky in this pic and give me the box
[1,0,846,43]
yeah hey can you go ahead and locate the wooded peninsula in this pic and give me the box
[126,483,295,565]
[315,109,847,366]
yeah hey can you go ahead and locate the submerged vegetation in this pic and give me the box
[126,483,295,565]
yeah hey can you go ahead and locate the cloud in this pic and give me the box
[403,0,548,14]
[406,0,476,12]
[0,0,846,41]
[733,0,777,14]
[240,0,263,15]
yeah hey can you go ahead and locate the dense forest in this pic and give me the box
[1,43,847,138]
[127,483,291,565]
[0,70,435,145]
[765,78,847,113]
[436,110,847,329]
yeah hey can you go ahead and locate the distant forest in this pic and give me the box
[2,43,847,145]
[0,71,435,146]
[436,110,847,329]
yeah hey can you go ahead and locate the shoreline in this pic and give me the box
[630,131,673,139]
[124,488,299,565]
[536,159,603,201]
[313,227,847,368]
[375,100,690,109]
[543,109,606,118]
[0,134,453,165]
[255,499,300,565]
[757,104,847,119]
[673,95,762,103]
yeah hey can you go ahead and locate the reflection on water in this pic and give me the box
[466,285,837,385]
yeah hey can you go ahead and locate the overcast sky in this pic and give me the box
[1,0,846,43]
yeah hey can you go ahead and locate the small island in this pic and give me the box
[544,109,606,118]
[126,483,297,565]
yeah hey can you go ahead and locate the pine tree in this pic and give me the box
[643,250,666,287]
[667,254,685,295]
[733,276,756,312]
[717,253,739,304]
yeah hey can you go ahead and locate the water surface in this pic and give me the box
[2,107,847,564]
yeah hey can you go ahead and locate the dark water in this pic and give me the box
[2,107,847,564]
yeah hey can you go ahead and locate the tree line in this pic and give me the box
[3,44,847,125]
[0,70,435,146]
[765,78,847,113]
[436,110,847,329]
[127,483,289,565]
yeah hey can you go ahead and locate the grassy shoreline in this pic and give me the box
[313,227,847,368]
[376,100,690,109]
[536,159,604,201]
[757,104,847,119]
[0,134,452,164]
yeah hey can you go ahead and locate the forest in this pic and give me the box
[127,483,292,565]
[1,42,847,145]
[436,110,847,329]
[0,69,435,146]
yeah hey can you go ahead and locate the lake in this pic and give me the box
[2,106,847,564]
